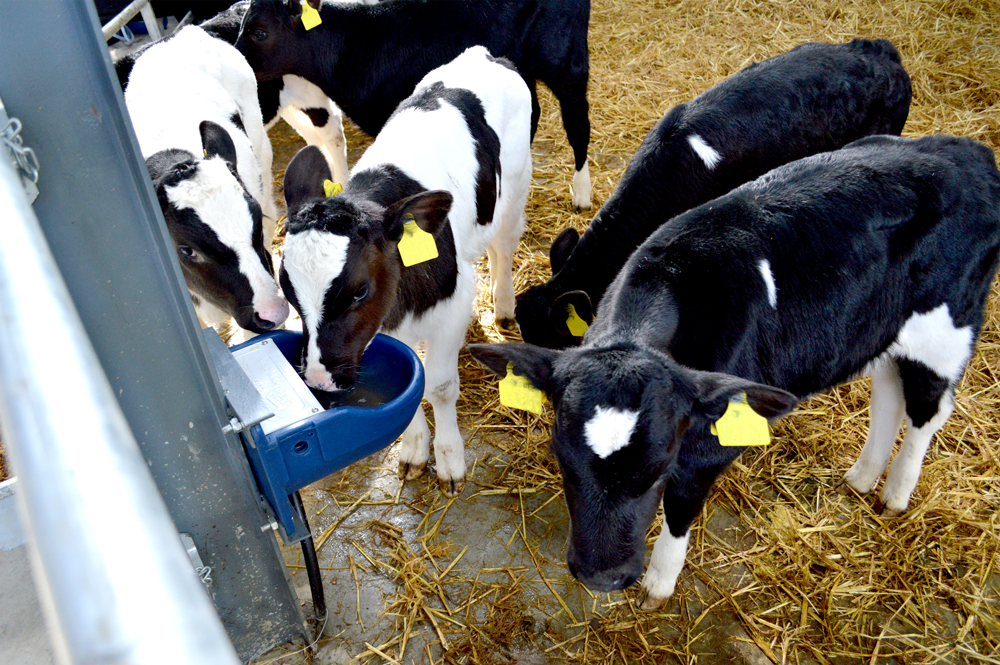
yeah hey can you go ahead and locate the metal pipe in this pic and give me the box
[101,0,152,41]
[0,156,240,664]
[138,3,163,41]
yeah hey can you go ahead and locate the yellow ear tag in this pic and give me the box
[498,362,544,414]
[565,303,589,337]
[397,214,438,267]
[710,392,770,447]
[300,0,322,30]
[323,180,342,197]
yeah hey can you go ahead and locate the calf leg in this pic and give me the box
[395,296,472,496]
[487,212,526,329]
[280,105,350,186]
[422,322,469,497]
[641,457,731,610]
[397,406,432,481]
[546,74,591,211]
[879,358,956,516]
[843,359,905,493]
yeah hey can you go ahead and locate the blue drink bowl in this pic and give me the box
[230,330,424,542]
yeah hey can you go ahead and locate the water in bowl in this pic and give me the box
[310,383,393,410]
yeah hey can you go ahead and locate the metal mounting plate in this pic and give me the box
[202,329,274,432]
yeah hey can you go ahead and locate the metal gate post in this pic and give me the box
[0,1,306,660]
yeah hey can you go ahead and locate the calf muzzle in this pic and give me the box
[566,549,643,592]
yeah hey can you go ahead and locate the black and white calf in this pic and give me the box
[235,0,592,209]
[199,0,365,183]
[280,47,532,495]
[470,135,1000,608]
[125,25,289,333]
[515,39,912,348]
[115,0,358,183]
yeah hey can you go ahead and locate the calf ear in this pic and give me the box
[550,290,593,335]
[283,146,331,216]
[688,369,799,421]
[467,343,560,394]
[383,191,453,241]
[200,120,238,168]
[549,227,579,274]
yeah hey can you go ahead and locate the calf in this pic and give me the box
[515,39,912,348]
[125,25,289,332]
[115,0,354,183]
[280,47,532,495]
[235,0,592,210]
[470,135,1000,609]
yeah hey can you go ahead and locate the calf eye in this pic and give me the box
[353,284,370,304]
[254,29,268,41]
[178,245,197,260]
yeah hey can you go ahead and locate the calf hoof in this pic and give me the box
[638,589,666,611]
[874,497,904,518]
[439,476,465,497]
[496,317,517,331]
[398,460,427,481]
[834,479,860,497]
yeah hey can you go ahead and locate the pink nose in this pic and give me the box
[256,298,289,326]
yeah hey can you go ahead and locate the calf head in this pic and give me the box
[147,120,288,332]
[515,228,594,349]
[467,341,797,592]
[280,145,452,392]
[236,0,334,81]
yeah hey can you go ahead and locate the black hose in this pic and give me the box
[291,491,327,619]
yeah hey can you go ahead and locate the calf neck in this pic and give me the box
[471,134,1000,607]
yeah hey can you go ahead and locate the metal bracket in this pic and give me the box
[202,330,275,434]
[0,93,39,203]
[179,533,212,588]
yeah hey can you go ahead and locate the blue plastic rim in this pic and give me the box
[231,331,424,542]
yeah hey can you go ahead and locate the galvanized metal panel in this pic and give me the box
[0,1,305,659]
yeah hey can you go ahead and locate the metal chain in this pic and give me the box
[2,117,39,184]
[196,565,213,586]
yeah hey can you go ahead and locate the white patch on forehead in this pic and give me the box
[165,158,253,247]
[757,259,777,309]
[165,157,282,308]
[888,303,972,383]
[687,134,722,170]
[584,406,640,459]
[282,229,351,375]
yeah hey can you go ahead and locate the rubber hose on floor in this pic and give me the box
[291,491,327,619]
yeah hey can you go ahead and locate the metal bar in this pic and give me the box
[0,154,240,665]
[101,0,151,41]
[138,3,163,41]
[0,1,307,660]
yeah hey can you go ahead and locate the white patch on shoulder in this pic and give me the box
[282,229,351,383]
[888,303,973,383]
[584,406,640,459]
[757,259,777,309]
[687,134,722,170]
